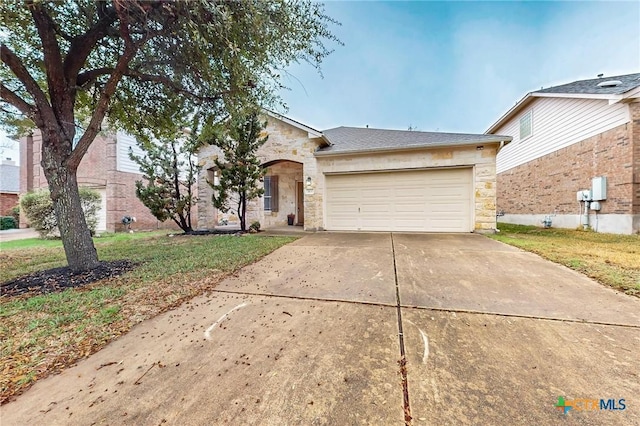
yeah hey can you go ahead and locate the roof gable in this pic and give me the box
[264,110,324,139]
[487,72,640,133]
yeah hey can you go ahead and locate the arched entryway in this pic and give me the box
[260,160,304,227]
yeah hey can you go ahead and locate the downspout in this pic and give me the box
[582,200,590,230]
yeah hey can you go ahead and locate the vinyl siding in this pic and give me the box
[116,132,145,174]
[495,97,630,173]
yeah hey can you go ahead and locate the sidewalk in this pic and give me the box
[0,228,39,243]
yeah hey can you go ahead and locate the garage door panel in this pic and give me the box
[395,202,427,213]
[325,169,472,232]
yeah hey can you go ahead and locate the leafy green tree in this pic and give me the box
[130,130,199,233]
[1,0,338,271]
[208,111,268,232]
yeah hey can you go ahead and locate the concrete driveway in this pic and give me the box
[3,233,639,425]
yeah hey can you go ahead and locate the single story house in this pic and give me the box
[197,112,511,233]
[487,73,640,234]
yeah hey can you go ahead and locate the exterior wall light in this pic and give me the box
[306,176,312,187]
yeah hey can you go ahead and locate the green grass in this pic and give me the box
[0,230,168,251]
[490,223,640,295]
[0,232,296,402]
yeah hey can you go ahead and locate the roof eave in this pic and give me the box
[314,138,511,158]
[486,93,534,134]
[264,110,323,138]
[487,87,639,133]
[532,92,624,101]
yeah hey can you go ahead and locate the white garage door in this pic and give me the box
[325,168,472,232]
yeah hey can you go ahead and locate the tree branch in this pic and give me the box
[1,43,56,125]
[0,83,36,118]
[68,3,142,169]
[63,4,117,82]
[27,1,66,102]
[76,67,114,87]
[77,67,228,102]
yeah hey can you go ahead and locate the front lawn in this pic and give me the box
[490,223,640,296]
[0,232,296,403]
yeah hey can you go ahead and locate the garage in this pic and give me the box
[325,167,473,232]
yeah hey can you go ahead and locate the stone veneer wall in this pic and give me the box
[316,145,499,232]
[197,116,322,230]
[197,117,501,232]
[254,161,303,227]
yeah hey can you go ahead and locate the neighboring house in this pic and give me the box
[19,131,184,232]
[487,73,640,234]
[197,112,511,233]
[0,159,20,216]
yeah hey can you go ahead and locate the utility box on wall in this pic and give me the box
[591,177,607,201]
[576,189,591,201]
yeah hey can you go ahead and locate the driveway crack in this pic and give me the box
[391,233,412,425]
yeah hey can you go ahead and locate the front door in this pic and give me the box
[296,181,304,225]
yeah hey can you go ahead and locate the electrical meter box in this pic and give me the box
[591,177,607,201]
[576,189,591,201]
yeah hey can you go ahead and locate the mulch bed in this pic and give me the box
[1,260,137,298]
[182,229,246,236]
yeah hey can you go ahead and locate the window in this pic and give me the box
[519,110,533,141]
[264,175,279,211]
[207,167,220,186]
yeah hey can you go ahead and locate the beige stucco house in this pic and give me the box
[197,112,511,233]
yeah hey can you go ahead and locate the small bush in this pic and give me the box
[10,205,19,223]
[249,221,261,232]
[1,216,17,230]
[20,188,102,238]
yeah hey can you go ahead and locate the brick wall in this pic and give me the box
[497,122,634,215]
[0,193,18,216]
[630,102,640,215]
[19,131,186,232]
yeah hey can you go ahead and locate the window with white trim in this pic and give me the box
[207,167,220,186]
[519,110,533,141]
[264,175,278,212]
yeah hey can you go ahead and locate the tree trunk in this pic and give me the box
[239,192,247,232]
[41,137,99,272]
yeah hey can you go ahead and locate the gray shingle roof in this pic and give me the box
[0,163,20,193]
[535,73,640,95]
[317,127,510,155]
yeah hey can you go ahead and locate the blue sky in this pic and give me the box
[279,0,640,133]
[2,1,639,160]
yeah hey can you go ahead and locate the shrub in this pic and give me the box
[10,205,19,223]
[0,216,17,230]
[20,188,102,238]
[249,221,261,232]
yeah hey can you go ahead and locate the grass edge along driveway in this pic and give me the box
[490,223,639,296]
[0,232,296,403]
